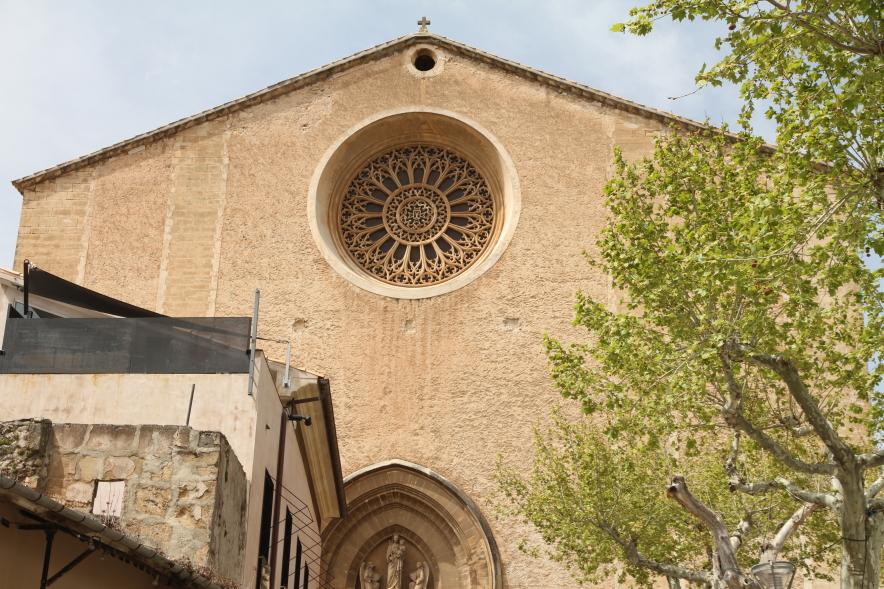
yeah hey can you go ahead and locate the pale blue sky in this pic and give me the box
[0,0,769,269]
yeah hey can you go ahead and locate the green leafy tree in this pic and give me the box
[613,0,882,209]
[501,3,882,587]
[498,130,882,588]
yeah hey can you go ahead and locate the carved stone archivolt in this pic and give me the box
[322,460,501,589]
[338,145,496,286]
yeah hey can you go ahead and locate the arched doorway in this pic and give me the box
[321,460,501,589]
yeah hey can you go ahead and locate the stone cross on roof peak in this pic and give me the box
[417,16,431,32]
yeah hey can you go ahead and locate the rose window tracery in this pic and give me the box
[338,145,496,286]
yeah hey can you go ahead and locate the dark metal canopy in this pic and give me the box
[25,265,162,318]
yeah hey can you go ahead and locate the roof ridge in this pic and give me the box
[11,32,756,193]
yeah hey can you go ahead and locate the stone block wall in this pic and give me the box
[0,420,247,583]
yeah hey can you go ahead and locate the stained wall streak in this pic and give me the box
[157,121,230,316]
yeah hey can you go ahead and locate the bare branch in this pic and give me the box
[867,497,884,514]
[667,476,762,589]
[722,344,851,470]
[719,353,833,475]
[728,413,833,474]
[597,521,712,586]
[868,474,884,499]
[858,449,884,469]
[724,432,830,504]
[726,471,837,508]
[759,503,819,563]
[730,512,753,552]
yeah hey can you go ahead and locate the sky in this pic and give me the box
[0,0,772,269]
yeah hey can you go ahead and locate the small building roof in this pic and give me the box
[0,474,232,589]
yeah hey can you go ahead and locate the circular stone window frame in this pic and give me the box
[308,108,521,300]
[406,45,445,78]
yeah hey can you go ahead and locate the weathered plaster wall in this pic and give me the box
[0,372,259,475]
[241,357,321,589]
[12,44,665,588]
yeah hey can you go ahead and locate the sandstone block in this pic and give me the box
[50,424,88,451]
[142,463,172,483]
[64,481,94,506]
[103,456,136,479]
[77,456,102,481]
[134,486,171,517]
[85,425,137,453]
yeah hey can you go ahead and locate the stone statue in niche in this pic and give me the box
[408,561,429,589]
[385,534,406,589]
[359,561,381,589]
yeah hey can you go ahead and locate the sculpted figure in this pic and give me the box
[385,534,406,589]
[408,561,429,589]
[360,561,381,589]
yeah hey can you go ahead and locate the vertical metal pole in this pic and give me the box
[22,259,30,318]
[39,528,55,589]
[268,405,288,589]
[247,289,260,397]
[283,340,292,389]
[185,383,196,426]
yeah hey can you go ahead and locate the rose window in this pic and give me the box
[338,145,496,286]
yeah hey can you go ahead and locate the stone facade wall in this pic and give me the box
[0,420,247,583]
[12,41,667,588]
[0,418,50,488]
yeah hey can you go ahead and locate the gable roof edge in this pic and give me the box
[11,32,763,194]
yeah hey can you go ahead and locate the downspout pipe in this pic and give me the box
[269,401,289,589]
[22,259,30,318]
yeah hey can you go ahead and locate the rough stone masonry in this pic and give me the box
[0,419,248,582]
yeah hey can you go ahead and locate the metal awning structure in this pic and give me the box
[22,262,162,318]
[0,474,228,588]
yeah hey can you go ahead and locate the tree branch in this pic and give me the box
[759,503,819,563]
[730,512,754,552]
[667,476,762,589]
[597,521,712,586]
[760,0,881,55]
[726,410,834,474]
[724,432,835,505]
[858,449,884,469]
[725,455,837,508]
[722,343,850,470]
[867,497,884,514]
[868,473,884,499]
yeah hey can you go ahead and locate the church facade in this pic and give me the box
[10,30,698,589]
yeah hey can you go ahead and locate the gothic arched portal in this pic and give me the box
[321,460,502,589]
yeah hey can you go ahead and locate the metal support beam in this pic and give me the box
[23,259,30,318]
[39,528,55,589]
[289,396,321,405]
[46,545,95,586]
[185,383,196,426]
[247,288,260,397]
[283,339,292,389]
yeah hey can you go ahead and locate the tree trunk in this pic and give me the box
[838,470,882,589]
[667,477,762,589]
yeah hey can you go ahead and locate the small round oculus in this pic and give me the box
[338,145,496,286]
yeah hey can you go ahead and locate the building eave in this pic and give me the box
[11,31,771,194]
[0,474,231,589]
